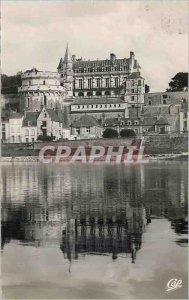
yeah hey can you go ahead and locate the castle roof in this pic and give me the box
[71,97,124,105]
[128,72,144,79]
[72,115,100,128]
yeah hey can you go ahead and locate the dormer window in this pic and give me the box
[28,121,32,126]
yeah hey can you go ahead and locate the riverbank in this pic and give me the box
[1,134,188,159]
[0,152,188,163]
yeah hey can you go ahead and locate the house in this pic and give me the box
[22,111,39,143]
[103,117,142,137]
[71,115,102,139]
[8,112,24,143]
[37,107,64,140]
[154,116,170,134]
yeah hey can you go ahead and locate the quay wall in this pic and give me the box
[1,134,188,158]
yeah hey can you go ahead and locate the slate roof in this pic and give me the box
[141,117,157,126]
[155,116,169,125]
[71,97,124,105]
[23,111,40,126]
[72,115,100,127]
[46,109,63,122]
[9,112,23,119]
[103,117,141,127]
[128,72,144,79]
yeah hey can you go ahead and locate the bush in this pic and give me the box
[120,129,136,138]
[103,128,118,138]
[37,135,55,141]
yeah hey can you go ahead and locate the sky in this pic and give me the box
[1,0,188,92]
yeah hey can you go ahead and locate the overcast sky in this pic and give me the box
[1,0,188,92]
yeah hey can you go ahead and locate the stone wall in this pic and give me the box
[144,134,188,154]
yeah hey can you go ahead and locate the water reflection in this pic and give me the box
[1,163,188,262]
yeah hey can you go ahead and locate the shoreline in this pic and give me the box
[0,152,188,163]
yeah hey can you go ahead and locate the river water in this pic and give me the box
[1,161,188,299]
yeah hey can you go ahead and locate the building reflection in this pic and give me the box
[1,162,188,262]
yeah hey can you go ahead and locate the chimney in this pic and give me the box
[72,54,76,61]
[110,53,116,60]
[130,51,135,59]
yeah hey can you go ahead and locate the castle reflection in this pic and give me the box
[1,162,188,265]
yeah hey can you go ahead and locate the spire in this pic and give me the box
[63,43,71,62]
[57,57,63,70]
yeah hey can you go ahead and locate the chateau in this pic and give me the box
[1,44,188,142]
[57,44,143,100]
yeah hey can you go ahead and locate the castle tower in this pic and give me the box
[18,68,65,112]
[57,44,73,97]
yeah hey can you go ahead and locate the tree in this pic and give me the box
[103,128,118,138]
[120,129,136,138]
[37,135,55,141]
[1,73,22,94]
[145,84,150,93]
[166,72,188,92]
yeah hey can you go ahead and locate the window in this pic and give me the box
[131,96,135,101]
[100,105,102,108]
[149,100,151,105]
[115,77,119,87]
[42,121,47,127]
[109,104,112,108]
[138,80,141,86]
[87,91,93,97]
[26,98,30,107]
[26,138,29,143]
[105,91,110,96]
[32,138,35,142]
[96,91,102,96]
[76,128,80,134]
[114,104,116,107]
[29,81,31,86]
[163,100,166,104]
[105,78,110,88]
[44,95,47,106]
[61,74,63,78]
[118,104,121,107]
[88,78,92,89]
[2,124,5,131]
[86,127,90,133]
[77,106,80,109]
[96,105,98,108]
[79,79,83,89]
[44,113,47,117]
[25,129,29,136]
[78,92,84,97]
[105,104,107,108]
[31,129,35,135]
[28,121,32,126]
[43,80,46,85]
[96,78,101,88]
[163,95,167,98]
